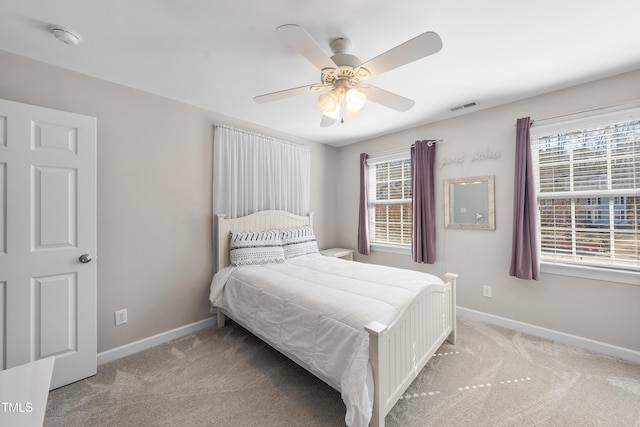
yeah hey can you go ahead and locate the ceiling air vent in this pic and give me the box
[450,101,478,112]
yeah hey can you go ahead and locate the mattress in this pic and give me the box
[210,253,444,427]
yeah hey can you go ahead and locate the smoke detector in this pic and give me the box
[50,26,81,46]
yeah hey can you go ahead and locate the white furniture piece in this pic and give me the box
[214,210,457,427]
[320,247,355,260]
[0,356,54,427]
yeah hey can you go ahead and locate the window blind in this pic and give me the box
[367,150,412,245]
[531,106,640,271]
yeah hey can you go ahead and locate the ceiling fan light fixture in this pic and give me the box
[318,90,338,113]
[322,105,341,120]
[346,88,366,113]
[319,86,366,121]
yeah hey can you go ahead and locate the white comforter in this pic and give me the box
[209,253,444,427]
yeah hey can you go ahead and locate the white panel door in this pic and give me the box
[0,98,97,389]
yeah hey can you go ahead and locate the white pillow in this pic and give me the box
[229,229,285,266]
[280,225,319,259]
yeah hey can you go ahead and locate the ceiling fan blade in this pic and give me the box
[276,24,337,71]
[254,84,324,103]
[359,31,442,78]
[320,114,335,127]
[366,85,415,112]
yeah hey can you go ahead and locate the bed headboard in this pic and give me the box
[216,210,313,271]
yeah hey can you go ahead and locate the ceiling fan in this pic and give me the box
[254,24,443,126]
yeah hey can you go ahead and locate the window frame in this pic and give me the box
[530,104,640,285]
[366,149,412,254]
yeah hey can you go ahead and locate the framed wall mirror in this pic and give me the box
[444,175,495,230]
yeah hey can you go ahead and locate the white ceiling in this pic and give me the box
[1,0,639,147]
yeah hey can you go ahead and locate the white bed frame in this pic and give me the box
[215,210,457,427]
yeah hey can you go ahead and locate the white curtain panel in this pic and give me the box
[213,125,310,219]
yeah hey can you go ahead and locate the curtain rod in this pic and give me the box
[412,138,445,147]
[214,124,309,150]
[371,139,445,157]
[530,100,640,125]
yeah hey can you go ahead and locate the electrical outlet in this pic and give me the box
[483,285,492,298]
[115,309,128,326]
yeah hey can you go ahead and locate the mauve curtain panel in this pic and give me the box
[357,153,370,255]
[411,140,436,264]
[509,117,540,280]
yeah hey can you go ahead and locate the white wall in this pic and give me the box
[0,50,338,353]
[335,69,640,353]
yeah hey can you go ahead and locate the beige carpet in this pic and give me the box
[44,317,640,426]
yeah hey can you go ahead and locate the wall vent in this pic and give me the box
[450,101,478,112]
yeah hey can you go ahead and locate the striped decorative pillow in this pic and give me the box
[280,226,318,259]
[229,229,285,266]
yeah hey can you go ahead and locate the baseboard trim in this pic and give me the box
[457,307,640,365]
[97,317,217,365]
[96,310,640,366]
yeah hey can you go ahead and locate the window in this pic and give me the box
[367,151,412,249]
[531,106,639,276]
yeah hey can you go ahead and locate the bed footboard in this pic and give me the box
[366,272,457,427]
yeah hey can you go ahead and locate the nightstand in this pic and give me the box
[320,248,354,261]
